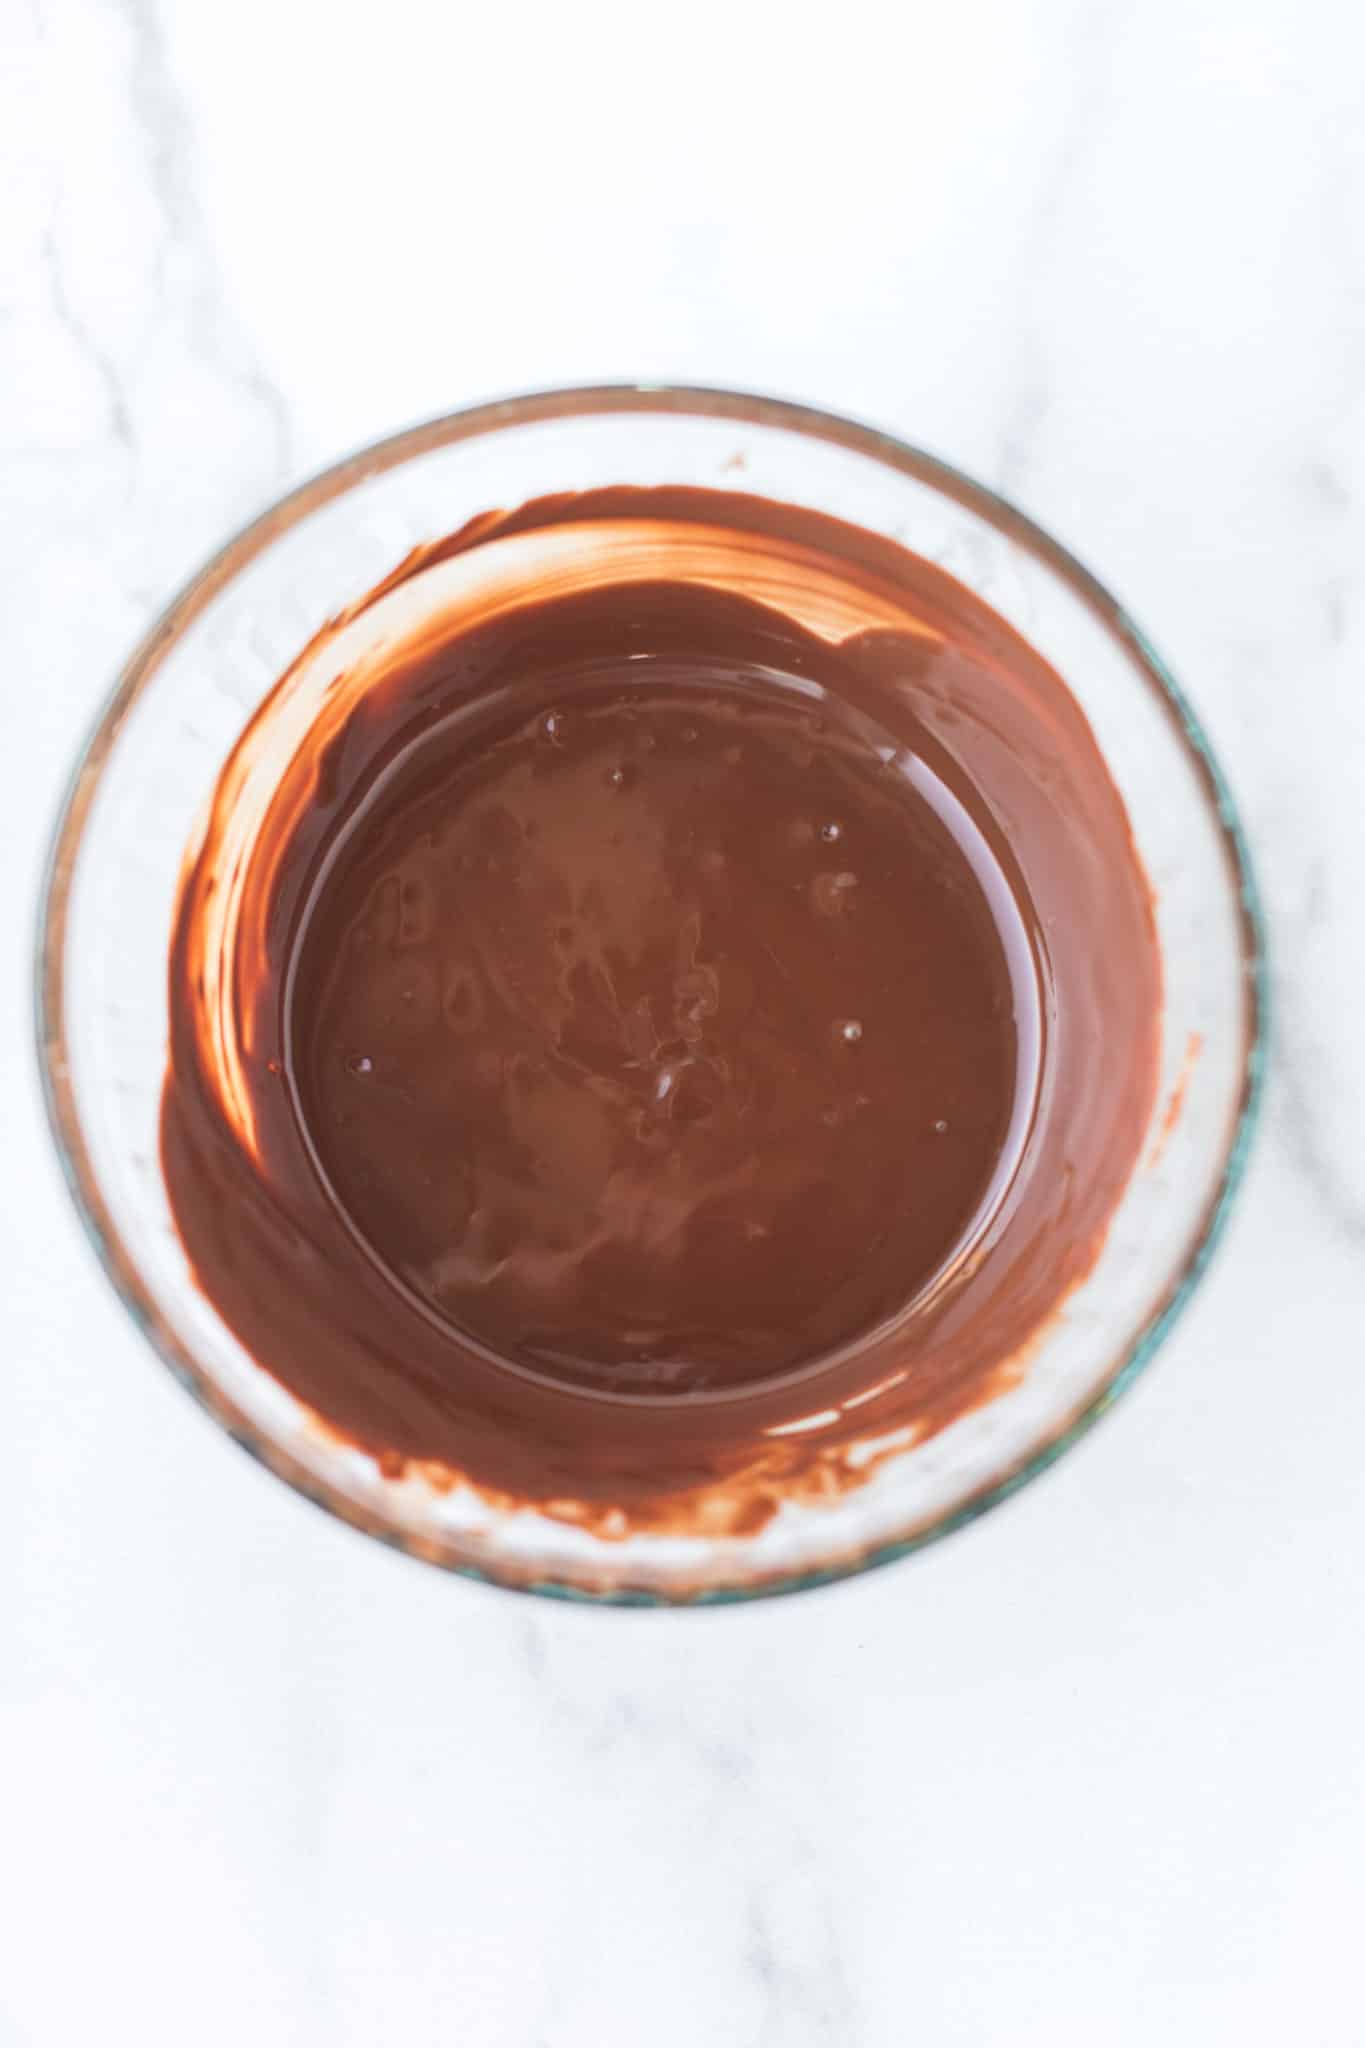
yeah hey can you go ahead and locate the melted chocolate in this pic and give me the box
[161,490,1160,1533]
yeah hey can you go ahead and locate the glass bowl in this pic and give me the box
[36,387,1266,1604]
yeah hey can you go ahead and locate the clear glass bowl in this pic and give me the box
[36,387,1266,1604]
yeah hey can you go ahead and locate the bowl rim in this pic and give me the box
[33,381,1269,1608]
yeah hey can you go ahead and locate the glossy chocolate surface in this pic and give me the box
[162,490,1160,1531]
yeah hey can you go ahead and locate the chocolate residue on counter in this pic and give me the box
[161,489,1160,1533]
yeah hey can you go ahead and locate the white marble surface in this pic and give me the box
[3,0,1364,2039]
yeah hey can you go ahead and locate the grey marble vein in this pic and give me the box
[994,0,1126,494]
[39,228,134,452]
[746,1865,860,2047]
[113,0,292,480]
[1274,1056,1365,1247]
[520,1616,758,1781]
[1270,861,1365,1246]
